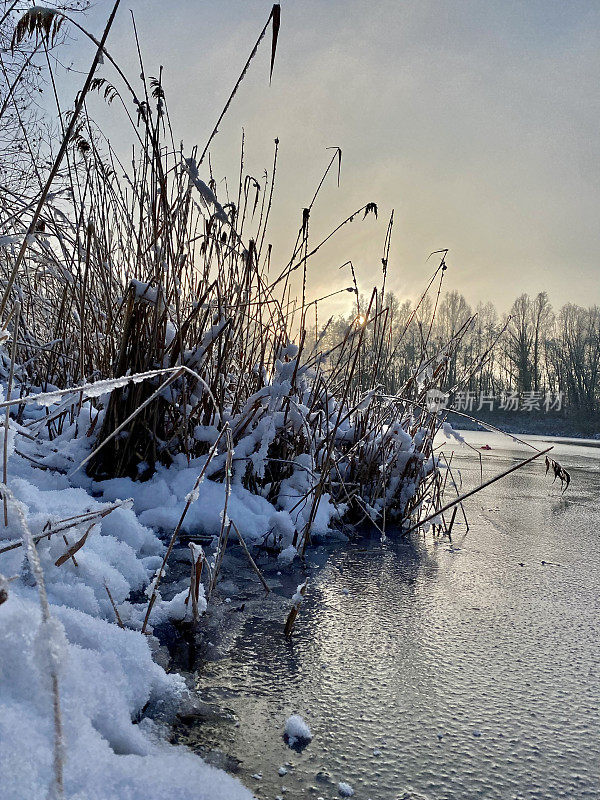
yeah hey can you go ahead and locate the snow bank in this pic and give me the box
[97,464,288,544]
[0,596,249,800]
[94,450,343,551]
[0,430,252,800]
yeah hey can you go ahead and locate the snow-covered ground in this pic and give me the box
[0,408,256,800]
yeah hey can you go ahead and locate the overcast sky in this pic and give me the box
[60,0,600,317]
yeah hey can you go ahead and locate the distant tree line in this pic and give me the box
[308,290,600,416]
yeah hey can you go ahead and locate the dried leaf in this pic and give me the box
[545,456,571,492]
[270,4,281,83]
[12,7,64,52]
[55,523,94,567]
[364,202,378,219]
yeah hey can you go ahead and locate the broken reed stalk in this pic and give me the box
[208,429,234,600]
[284,579,307,637]
[0,500,129,555]
[0,366,200,415]
[186,543,205,621]
[402,446,554,537]
[230,519,270,595]
[105,584,125,628]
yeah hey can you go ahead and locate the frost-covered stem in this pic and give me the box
[230,519,270,595]
[3,301,19,526]
[208,429,234,600]
[0,500,131,555]
[6,488,64,800]
[73,367,185,475]
[104,584,124,628]
[141,424,228,633]
[0,366,189,413]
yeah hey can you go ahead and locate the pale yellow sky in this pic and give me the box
[61,0,600,318]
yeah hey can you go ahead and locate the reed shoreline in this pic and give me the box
[0,5,577,799]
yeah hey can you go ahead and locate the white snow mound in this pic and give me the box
[284,714,312,745]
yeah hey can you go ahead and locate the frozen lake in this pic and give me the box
[176,432,600,799]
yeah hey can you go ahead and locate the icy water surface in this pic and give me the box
[178,433,600,799]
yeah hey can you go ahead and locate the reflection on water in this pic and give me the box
[176,433,600,799]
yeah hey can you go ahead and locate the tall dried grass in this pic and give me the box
[0,3,482,549]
